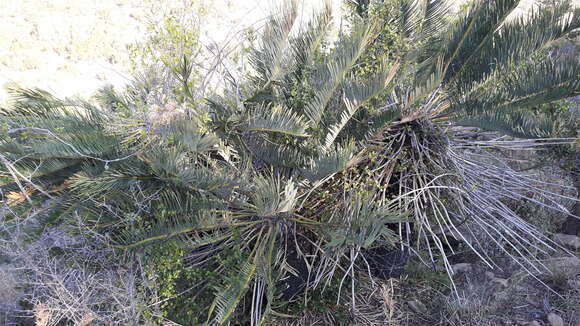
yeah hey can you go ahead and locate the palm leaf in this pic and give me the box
[301,141,359,181]
[207,259,257,325]
[245,105,310,137]
[249,0,299,88]
[113,208,225,249]
[452,1,580,92]
[290,0,333,69]
[322,61,400,150]
[455,107,554,138]
[304,23,377,125]
[442,0,520,80]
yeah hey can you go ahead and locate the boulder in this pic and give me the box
[547,312,564,326]
[407,300,427,314]
[450,263,472,275]
[554,233,580,250]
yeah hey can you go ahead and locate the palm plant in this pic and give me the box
[1,0,578,324]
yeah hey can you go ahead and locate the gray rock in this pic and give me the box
[485,270,508,286]
[492,277,509,287]
[554,233,580,250]
[451,263,472,275]
[528,321,541,326]
[407,300,427,314]
[547,313,564,326]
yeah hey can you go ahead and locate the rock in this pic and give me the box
[554,233,580,250]
[451,263,472,275]
[547,313,564,326]
[528,321,541,326]
[485,271,508,286]
[492,277,509,287]
[547,256,580,269]
[408,300,427,314]
[544,256,580,279]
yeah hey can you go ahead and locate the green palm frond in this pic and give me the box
[404,0,450,76]
[486,56,579,109]
[245,105,311,137]
[394,0,419,37]
[442,0,520,80]
[398,0,450,39]
[322,62,400,150]
[248,137,311,169]
[156,188,223,217]
[24,130,118,160]
[3,2,579,323]
[301,141,359,181]
[325,194,403,250]
[417,0,450,37]
[239,174,298,218]
[451,1,580,93]
[304,23,377,125]
[3,86,107,126]
[3,86,71,116]
[166,119,219,153]
[182,230,232,252]
[95,84,132,112]
[249,0,299,89]
[69,161,156,199]
[0,156,79,187]
[1,87,121,162]
[207,259,257,326]
[113,209,224,249]
[145,148,243,194]
[206,97,243,135]
[453,55,580,134]
[290,0,333,69]
[453,56,578,137]
[455,107,554,138]
[360,106,402,139]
